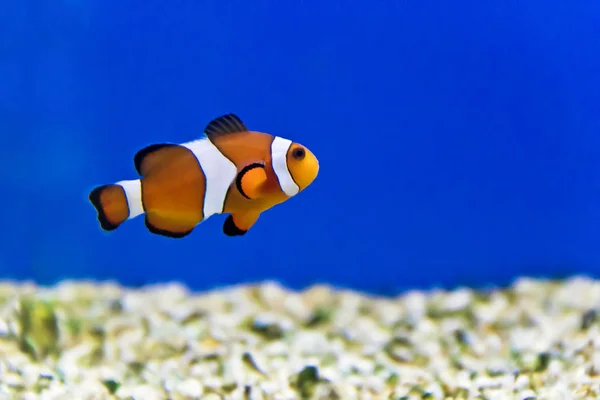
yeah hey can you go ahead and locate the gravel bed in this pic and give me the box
[0,276,599,399]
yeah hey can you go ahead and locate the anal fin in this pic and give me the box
[223,211,260,237]
[145,212,196,239]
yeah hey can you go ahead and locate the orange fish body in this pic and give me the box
[88,114,319,238]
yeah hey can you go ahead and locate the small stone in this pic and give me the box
[0,318,9,337]
[581,309,597,330]
[292,331,330,356]
[515,374,530,390]
[0,278,597,398]
[202,394,223,400]
[175,378,203,397]
[242,352,267,376]
[295,365,320,398]
[250,314,288,340]
[117,384,165,400]
[258,281,288,309]
[519,389,537,399]
[304,307,334,328]
[102,379,120,395]
[302,285,335,310]
[442,288,472,312]
[3,371,23,388]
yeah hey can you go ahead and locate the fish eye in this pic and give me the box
[292,147,306,161]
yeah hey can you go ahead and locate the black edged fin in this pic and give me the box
[144,215,194,239]
[204,114,248,140]
[223,215,247,237]
[236,162,266,200]
[88,185,120,231]
[134,143,176,176]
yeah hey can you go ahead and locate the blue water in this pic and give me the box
[1,1,599,294]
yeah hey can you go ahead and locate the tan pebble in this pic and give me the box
[202,394,223,400]
[302,284,335,309]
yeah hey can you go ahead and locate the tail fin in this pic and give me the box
[88,180,145,231]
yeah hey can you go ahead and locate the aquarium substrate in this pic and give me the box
[0,276,599,399]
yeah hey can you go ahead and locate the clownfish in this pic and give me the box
[88,113,319,238]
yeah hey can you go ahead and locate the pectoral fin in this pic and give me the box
[236,163,267,200]
[223,211,261,236]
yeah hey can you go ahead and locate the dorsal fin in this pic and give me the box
[133,143,177,176]
[204,114,248,140]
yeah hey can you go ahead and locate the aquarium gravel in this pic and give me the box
[0,277,600,399]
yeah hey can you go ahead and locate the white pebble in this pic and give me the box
[515,374,530,390]
[0,278,598,398]
[175,378,203,397]
[442,288,472,312]
[117,384,165,400]
[519,389,537,399]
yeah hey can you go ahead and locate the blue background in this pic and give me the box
[1,0,599,294]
